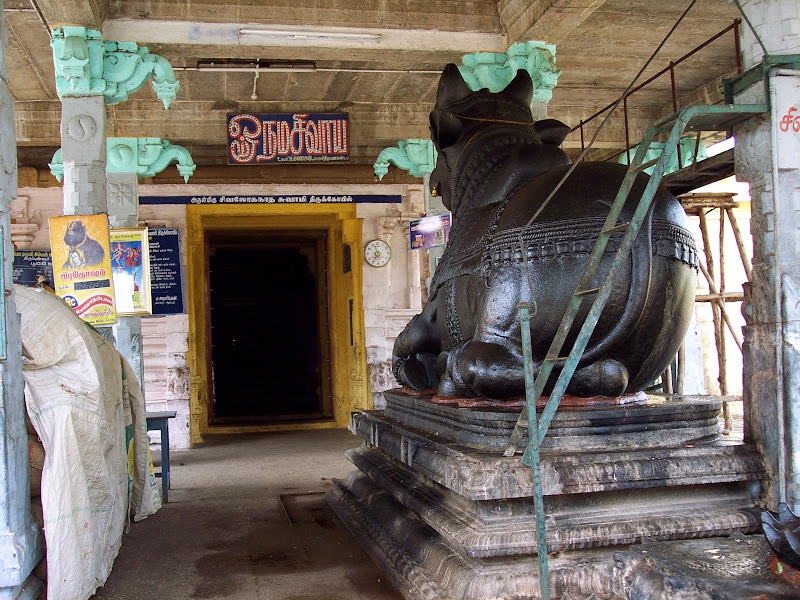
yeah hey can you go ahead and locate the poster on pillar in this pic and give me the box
[110,228,152,316]
[48,214,117,326]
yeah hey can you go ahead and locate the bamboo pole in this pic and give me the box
[677,343,686,395]
[725,206,753,281]
[698,210,726,391]
[719,209,731,430]
[695,291,744,302]
[697,261,744,351]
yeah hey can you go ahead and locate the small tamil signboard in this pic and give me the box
[13,250,54,288]
[49,214,116,325]
[409,214,451,250]
[227,113,349,164]
[148,228,185,315]
[110,228,152,315]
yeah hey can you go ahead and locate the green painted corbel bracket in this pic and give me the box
[50,138,196,183]
[103,41,180,109]
[459,41,561,103]
[52,27,180,108]
[373,139,437,181]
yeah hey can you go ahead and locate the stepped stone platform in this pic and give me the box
[328,390,767,600]
[616,535,800,599]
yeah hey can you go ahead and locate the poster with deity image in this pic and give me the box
[48,214,117,325]
[110,228,152,315]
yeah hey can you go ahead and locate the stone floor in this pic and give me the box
[88,429,404,600]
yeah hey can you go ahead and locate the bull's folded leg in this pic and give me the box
[394,352,440,391]
[443,340,525,399]
[566,358,629,398]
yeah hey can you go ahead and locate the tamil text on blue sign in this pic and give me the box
[228,113,349,164]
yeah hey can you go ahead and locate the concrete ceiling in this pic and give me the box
[4,0,742,177]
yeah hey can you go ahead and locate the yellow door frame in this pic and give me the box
[185,204,369,444]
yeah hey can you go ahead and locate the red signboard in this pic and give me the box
[228,113,349,164]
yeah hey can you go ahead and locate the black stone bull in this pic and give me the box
[392,64,698,399]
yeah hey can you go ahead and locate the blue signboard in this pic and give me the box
[148,228,184,315]
[228,113,349,164]
[140,194,401,205]
[13,250,54,288]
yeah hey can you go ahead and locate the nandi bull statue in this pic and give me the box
[392,64,698,400]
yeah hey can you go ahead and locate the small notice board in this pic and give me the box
[13,250,54,288]
[148,228,185,315]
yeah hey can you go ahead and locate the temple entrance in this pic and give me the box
[206,230,332,424]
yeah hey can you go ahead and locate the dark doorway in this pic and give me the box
[206,230,332,424]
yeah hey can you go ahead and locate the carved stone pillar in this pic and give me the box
[108,172,144,388]
[0,2,44,598]
[51,27,183,371]
[107,172,138,228]
[60,96,107,216]
[735,0,800,511]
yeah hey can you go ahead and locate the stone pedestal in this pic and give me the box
[328,390,765,600]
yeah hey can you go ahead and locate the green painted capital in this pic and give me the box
[51,26,106,96]
[374,139,437,181]
[50,138,196,183]
[51,27,180,108]
[459,41,561,103]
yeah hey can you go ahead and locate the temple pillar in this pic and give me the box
[51,28,181,354]
[108,172,144,387]
[60,96,107,216]
[0,2,44,598]
[735,0,800,510]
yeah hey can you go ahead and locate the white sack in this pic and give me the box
[17,285,161,600]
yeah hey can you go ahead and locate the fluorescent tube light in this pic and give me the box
[193,60,317,73]
[238,28,381,44]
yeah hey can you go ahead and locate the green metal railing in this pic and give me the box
[509,103,767,600]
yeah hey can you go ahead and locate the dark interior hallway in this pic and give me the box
[90,430,403,600]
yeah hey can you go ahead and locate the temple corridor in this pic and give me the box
[90,429,402,600]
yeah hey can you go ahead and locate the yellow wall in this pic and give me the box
[185,204,369,444]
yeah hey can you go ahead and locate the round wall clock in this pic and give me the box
[364,239,391,267]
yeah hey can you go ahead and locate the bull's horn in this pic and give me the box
[435,63,473,109]
[504,69,533,107]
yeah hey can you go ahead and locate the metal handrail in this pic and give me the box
[574,19,743,159]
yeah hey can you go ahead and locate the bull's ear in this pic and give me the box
[504,69,533,106]
[435,63,472,109]
[534,119,571,146]
[430,110,463,151]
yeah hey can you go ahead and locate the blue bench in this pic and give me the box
[145,411,177,502]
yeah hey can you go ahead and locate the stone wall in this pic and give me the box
[357,184,426,409]
[13,182,425,444]
[11,187,193,448]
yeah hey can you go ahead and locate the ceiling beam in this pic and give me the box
[31,0,109,30]
[102,19,506,54]
[499,0,611,46]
